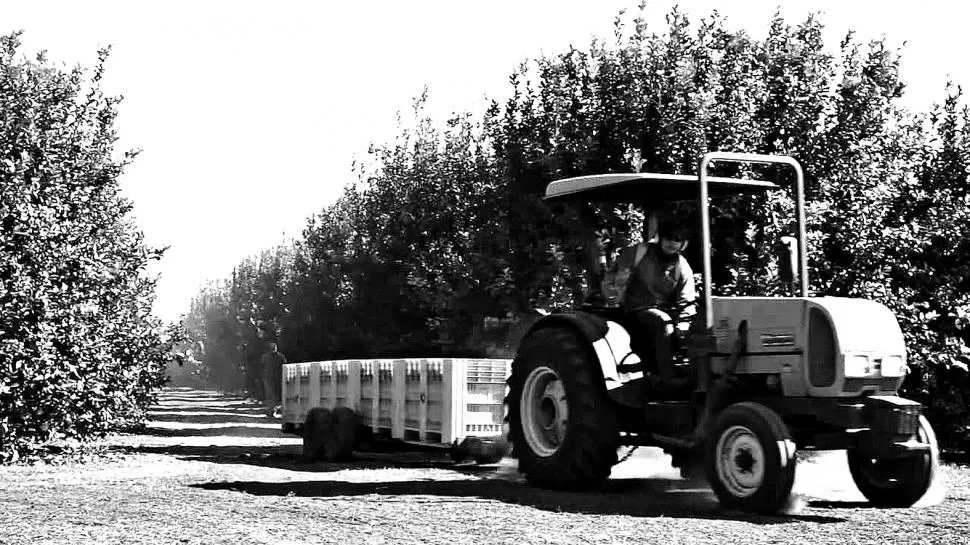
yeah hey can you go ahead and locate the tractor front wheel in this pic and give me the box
[847,415,939,507]
[706,402,797,513]
[506,326,619,491]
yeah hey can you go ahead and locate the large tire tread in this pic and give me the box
[506,326,619,491]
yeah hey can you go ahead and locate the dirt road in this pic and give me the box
[1,387,968,544]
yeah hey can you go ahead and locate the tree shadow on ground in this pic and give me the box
[156,395,253,403]
[150,406,269,416]
[191,475,845,524]
[141,390,282,435]
[135,425,285,438]
[147,413,277,425]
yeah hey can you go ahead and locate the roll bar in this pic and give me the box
[698,152,808,329]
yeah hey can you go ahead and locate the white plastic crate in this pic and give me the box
[281,362,314,424]
[282,358,512,445]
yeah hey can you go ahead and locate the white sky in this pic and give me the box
[3,0,967,323]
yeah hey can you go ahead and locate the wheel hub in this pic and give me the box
[716,425,765,498]
[734,448,755,474]
[520,366,568,457]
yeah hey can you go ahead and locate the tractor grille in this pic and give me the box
[843,377,902,394]
[808,308,836,387]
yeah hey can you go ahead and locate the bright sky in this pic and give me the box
[3,1,966,323]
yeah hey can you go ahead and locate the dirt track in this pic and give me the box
[1,387,969,545]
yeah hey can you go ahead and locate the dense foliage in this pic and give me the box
[0,34,169,461]
[182,8,970,448]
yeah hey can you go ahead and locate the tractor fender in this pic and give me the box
[525,313,644,406]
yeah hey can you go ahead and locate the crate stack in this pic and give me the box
[282,358,512,445]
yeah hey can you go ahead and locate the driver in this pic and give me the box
[606,218,697,382]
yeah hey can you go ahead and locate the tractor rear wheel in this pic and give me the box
[847,415,939,507]
[706,402,797,513]
[506,326,619,491]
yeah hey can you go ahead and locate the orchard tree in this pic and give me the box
[0,34,168,460]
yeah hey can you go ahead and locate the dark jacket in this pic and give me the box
[608,242,697,321]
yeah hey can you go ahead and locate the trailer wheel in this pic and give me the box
[706,402,797,513]
[507,326,619,491]
[847,415,939,507]
[323,407,358,462]
[302,407,332,461]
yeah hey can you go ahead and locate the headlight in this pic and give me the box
[844,355,873,377]
[881,355,907,377]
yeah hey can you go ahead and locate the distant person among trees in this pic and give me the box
[260,342,287,410]
[603,218,698,382]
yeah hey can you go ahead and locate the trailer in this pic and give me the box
[281,358,512,463]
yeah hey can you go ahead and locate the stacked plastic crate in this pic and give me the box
[281,358,512,447]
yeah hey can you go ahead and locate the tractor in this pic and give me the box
[505,152,939,513]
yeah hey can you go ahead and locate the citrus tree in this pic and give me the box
[0,34,169,460]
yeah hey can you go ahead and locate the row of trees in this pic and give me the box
[181,8,970,446]
[0,34,171,460]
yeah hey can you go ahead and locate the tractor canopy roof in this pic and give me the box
[544,172,780,203]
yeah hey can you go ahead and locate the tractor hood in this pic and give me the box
[810,297,906,355]
[710,296,907,397]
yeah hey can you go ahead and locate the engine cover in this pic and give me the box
[709,296,907,397]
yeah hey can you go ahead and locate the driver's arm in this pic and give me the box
[671,259,698,331]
